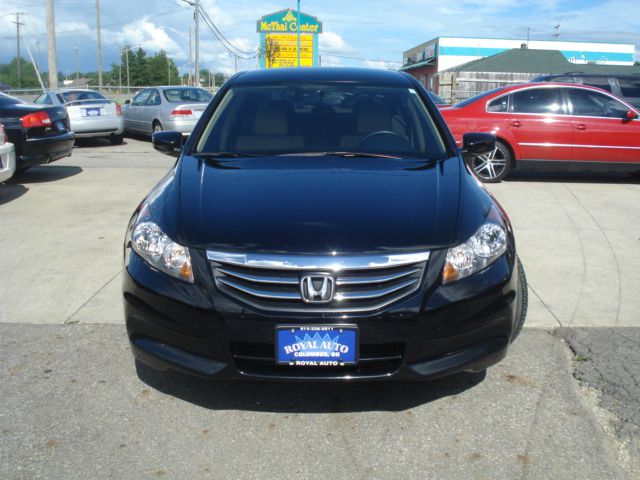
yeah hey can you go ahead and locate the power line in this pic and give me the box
[196,3,258,60]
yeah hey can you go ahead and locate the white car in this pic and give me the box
[33,89,125,145]
[0,124,16,183]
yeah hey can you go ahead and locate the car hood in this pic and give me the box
[173,155,461,255]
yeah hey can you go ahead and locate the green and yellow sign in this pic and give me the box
[257,9,322,68]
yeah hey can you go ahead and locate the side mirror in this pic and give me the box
[153,131,183,158]
[625,110,638,121]
[124,99,131,105]
[461,132,496,156]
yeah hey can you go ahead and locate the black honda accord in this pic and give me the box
[123,68,527,381]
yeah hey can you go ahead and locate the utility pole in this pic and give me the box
[189,26,193,85]
[526,27,531,47]
[12,12,25,88]
[234,54,238,74]
[125,47,130,88]
[73,46,79,81]
[96,0,103,88]
[46,0,58,88]
[194,0,200,86]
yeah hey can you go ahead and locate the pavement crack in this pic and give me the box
[553,186,587,325]
[529,284,563,328]
[563,184,623,326]
[63,269,122,324]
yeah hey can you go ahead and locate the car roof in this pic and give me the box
[231,67,413,86]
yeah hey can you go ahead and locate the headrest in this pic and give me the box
[252,104,288,136]
[357,102,391,133]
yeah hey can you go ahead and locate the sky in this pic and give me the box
[0,0,638,78]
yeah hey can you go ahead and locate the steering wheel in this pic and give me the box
[358,130,406,147]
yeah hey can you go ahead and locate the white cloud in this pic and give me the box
[104,19,183,58]
[319,31,353,54]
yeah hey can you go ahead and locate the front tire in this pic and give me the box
[511,257,528,342]
[468,140,512,183]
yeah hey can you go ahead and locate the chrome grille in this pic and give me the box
[207,251,429,313]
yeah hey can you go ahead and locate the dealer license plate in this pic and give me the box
[276,325,358,366]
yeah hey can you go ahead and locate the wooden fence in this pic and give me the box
[437,71,541,103]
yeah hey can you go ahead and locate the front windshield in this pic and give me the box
[196,83,447,158]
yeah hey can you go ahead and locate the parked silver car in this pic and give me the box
[122,86,213,136]
[33,89,124,145]
[0,124,16,183]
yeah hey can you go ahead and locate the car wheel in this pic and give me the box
[110,134,124,145]
[468,140,511,183]
[511,256,528,342]
[153,122,163,134]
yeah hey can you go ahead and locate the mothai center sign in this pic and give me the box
[257,9,323,68]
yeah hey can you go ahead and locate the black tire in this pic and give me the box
[468,140,512,183]
[152,121,163,134]
[511,256,528,342]
[110,134,124,145]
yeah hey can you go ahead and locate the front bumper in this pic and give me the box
[124,250,519,381]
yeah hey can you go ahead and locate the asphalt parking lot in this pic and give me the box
[1,138,639,479]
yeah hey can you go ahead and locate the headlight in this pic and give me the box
[131,206,194,283]
[442,207,507,284]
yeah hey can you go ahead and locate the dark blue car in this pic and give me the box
[123,67,527,381]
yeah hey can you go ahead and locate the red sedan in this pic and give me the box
[440,83,640,182]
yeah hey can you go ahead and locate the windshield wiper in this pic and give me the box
[194,152,261,158]
[273,151,402,159]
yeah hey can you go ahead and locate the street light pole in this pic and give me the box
[96,0,103,88]
[73,46,79,82]
[297,0,301,67]
[194,0,200,85]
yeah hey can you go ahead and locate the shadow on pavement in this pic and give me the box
[74,138,128,148]
[505,171,640,185]
[0,183,28,205]
[12,165,83,183]
[135,360,486,413]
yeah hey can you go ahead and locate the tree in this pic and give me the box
[0,57,41,89]
[146,50,179,86]
[260,37,281,68]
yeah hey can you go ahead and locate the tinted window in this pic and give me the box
[34,93,52,105]
[60,90,106,102]
[511,88,564,114]
[163,88,212,103]
[147,90,161,106]
[196,84,447,158]
[618,78,640,97]
[568,89,629,118]
[580,77,612,93]
[487,96,508,112]
[0,92,21,106]
[453,87,506,108]
[131,90,151,106]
